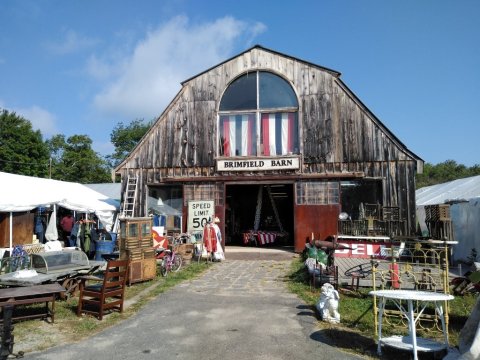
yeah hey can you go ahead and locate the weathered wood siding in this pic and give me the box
[117,46,420,233]
[121,47,416,170]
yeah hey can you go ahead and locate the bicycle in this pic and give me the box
[157,246,182,277]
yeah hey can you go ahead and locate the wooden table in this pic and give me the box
[369,289,454,360]
[0,283,65,323]
[242,231,277,246]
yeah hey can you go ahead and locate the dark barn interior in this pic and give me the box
[225,184,294,246]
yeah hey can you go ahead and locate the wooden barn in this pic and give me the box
[115,45,423,253]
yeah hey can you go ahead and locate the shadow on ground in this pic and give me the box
[310,328,377,358]
[310,327,449,360]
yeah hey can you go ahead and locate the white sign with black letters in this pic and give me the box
[217,156,300,171]
[187,200,214,234]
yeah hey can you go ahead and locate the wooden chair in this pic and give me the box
[77,259,129,320]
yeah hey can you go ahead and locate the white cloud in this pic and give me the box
[46,29,99,55]
[86,54,119,81]
[93,139,114,156]
[15,105,58,137]
[92,15,266,120]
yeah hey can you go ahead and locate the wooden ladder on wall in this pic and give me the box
[121,175,138,218]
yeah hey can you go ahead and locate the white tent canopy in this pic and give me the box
[416,175,480,206]
[0,172,119,230]
[416,175,480,263]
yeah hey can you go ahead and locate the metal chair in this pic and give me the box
[77,259,129,320]
[310,264,339,290]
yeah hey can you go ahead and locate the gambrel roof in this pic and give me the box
[116,45,422,172]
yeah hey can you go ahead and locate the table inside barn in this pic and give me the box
[0,283,65,323]
[242,231,279,246]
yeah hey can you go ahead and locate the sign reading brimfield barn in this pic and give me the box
[217,156,300,171]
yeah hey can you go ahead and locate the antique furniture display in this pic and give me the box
[119,217,156,284]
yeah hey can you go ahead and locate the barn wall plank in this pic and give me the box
[118,47,421,230]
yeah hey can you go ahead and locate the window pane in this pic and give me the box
[219,72,257,111]
[340,180,383,220]
[295,181,339,205]
[148,186,183,213]
[142,222,151,238]
[261,112,299,155]
[219,114,257,156]
[259,72,298,109]
[184,183,224,206]
[128,223,138,238]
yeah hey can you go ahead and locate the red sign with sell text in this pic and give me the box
[334,241,392,259]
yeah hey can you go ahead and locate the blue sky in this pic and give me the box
[1,0,479,166]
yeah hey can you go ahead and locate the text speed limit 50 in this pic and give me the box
[188,200,214,232]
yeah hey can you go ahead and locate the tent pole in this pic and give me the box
[9,212,12,249]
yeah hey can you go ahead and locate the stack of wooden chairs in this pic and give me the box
[425,204,454,240]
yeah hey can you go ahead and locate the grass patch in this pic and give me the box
[286,257,477,358]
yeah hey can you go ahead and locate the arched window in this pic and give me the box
[219,71,299,157]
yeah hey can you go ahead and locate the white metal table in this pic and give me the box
[369,289,454,360]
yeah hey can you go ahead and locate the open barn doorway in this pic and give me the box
[225,184,294,248]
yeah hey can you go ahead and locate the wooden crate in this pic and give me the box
[23,243,46,254]
[124,239,140,250]
[382,207,400,221]
[364,203,381,219]
[438,205,450,221]
[175,244,194,256]
[142,248,155,259]
[425,204,450,222]
[338,220,367,236]
[140,238,153,248]
[126,249,142,261]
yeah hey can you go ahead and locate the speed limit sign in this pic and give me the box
[187,200,214,234]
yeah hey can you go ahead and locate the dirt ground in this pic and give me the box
[14,317,73,355]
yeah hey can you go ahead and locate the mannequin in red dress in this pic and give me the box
[203,219,217,255]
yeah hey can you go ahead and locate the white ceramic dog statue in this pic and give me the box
[316,283,340,324]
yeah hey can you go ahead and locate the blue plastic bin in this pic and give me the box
[94,232,118,261]
[94,240,115,261]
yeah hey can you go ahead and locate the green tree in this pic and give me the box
[46,134,111,183]
[107,119,152,167]
[0,109,50,177]
[416,160,480,188]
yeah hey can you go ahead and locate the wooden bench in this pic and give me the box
[0,283,65,323]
